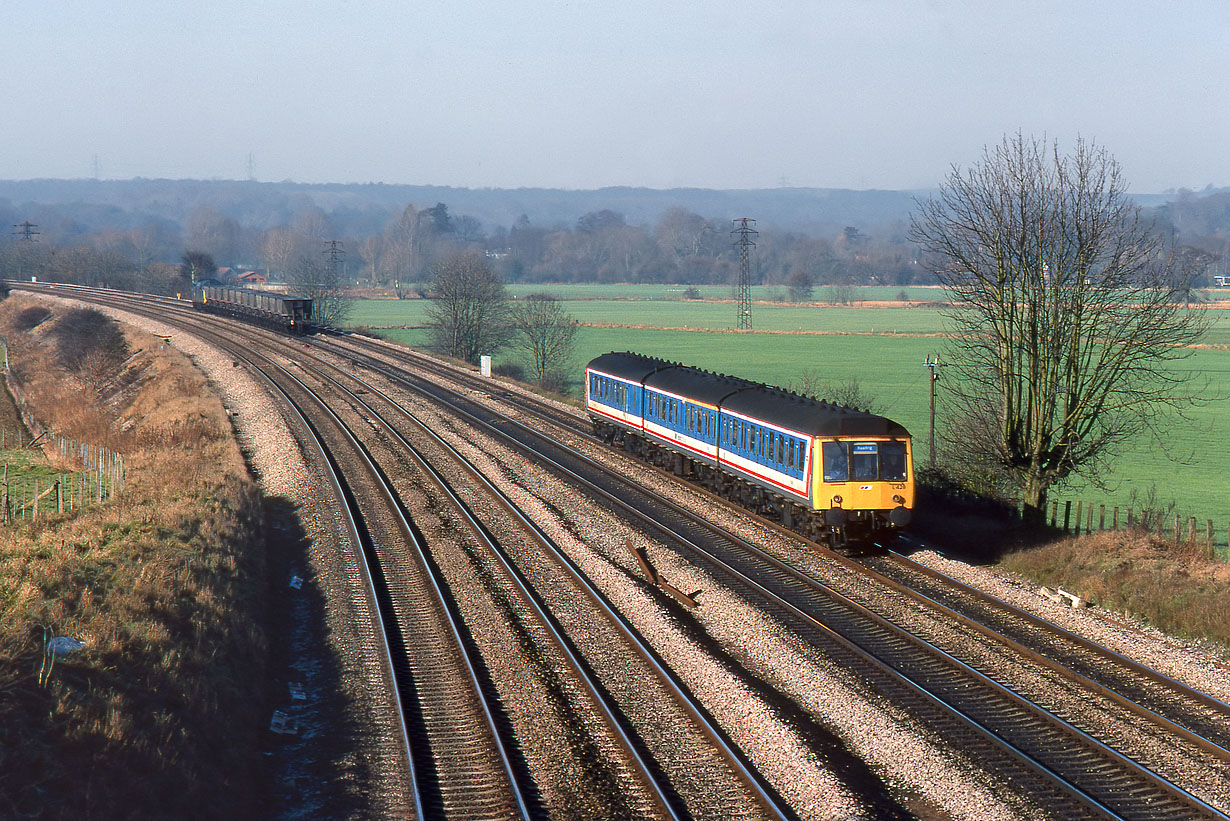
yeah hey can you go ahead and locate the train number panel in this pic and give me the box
[586,351,913,550]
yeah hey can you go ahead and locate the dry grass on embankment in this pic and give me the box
[1000,530,1230,651]
[0,295,269,819]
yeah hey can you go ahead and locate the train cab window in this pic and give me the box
[822,442,849,482]
[881,442,908,481]
[851,443,879,481]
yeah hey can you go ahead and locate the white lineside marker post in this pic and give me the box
[480,355,492,378]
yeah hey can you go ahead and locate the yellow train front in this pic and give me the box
[586,352,914,550]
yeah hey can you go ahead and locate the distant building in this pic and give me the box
[237,270,268,286]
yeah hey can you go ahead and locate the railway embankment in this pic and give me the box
[0,293,270,818]
[915,495,1230,657]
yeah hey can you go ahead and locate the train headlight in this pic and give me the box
[893,495,905,505]
[831,495,842,506]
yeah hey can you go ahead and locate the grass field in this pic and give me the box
[348,289,1230,540]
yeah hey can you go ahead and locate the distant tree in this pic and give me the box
[185,207,241,265]
[286,249,351,326]
[576,209,626,234]
[910,134,1209,522]
[426,252,513,363]
[789,371,882,413]
[424,202,454,235]
[787,269,814,302]
[510,293,578,389]
[453,214,485,243]
[822,283,853,305]
[180,251,216,284]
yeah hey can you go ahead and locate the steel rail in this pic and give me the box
[207,348,424,820]
[300,364,693,821]
[269,361,533,820]
[352,360,1226,820]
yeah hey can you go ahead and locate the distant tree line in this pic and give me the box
[3,185,1228,295]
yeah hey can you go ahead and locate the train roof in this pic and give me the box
[586,351,909,438]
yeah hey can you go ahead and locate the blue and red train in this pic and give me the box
[585,351,913,548]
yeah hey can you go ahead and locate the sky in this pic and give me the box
[3,0,1227,193]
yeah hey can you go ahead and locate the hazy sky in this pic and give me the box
[4,1,1227,192]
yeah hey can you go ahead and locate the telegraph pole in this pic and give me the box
[731,217,757,329]
[923,355,948,469]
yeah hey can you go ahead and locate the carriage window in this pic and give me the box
[822,442,849,482]
[882,441,907,481]
[851,443,879,481]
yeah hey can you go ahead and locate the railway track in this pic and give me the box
[310,327,1230,819]
[17,283,1230,817]
[17,284,788,818]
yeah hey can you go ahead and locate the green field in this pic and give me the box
[348,291,1230,539]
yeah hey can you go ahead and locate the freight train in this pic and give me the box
[192,284,313,334]
[585,352,913,548]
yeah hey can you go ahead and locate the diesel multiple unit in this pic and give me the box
[586,351,913,547]
[192,284,313,334]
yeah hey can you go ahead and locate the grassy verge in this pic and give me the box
[999,531,1230,652]
[0,295,269,818]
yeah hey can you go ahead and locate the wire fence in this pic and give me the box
[2,371,124,522]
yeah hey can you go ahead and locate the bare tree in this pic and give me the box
[286,249,351,326]
[789,371,882,413]
[910,134,1208,522]
[510,293,577,388]
[426,252,512,363]
[180,250,216,285]
[787,269,814,302]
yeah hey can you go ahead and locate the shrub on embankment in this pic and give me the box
[0,295,269,818]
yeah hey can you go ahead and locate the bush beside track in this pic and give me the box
[0,294,269,818]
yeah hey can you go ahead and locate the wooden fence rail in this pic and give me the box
[1048,499,1223,559]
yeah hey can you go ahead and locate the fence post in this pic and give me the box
[1075,501,1083,535]
[1098,504,1106,531]
[57,478,62,515]
[1113,506,1119,530]
[1063,501,1072,532]
[1086,503,1094,534]
[1174,514,1181,547]
[1051,500,1058,528]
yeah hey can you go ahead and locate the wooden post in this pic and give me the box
[1063,501,1072,532]
[56,479,62,515]
[1099,504,1106,531]
[1113,506,1119,530]
[1208,520,1215,558]
[1075,501,1083,535]
[1086,503,1093,534]
[1050,500,1058,528]
[1174,514,1181,547]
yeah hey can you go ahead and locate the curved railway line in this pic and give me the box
[13,282,1230,819]
[19,284,786,819]
[316,328,1230,819]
